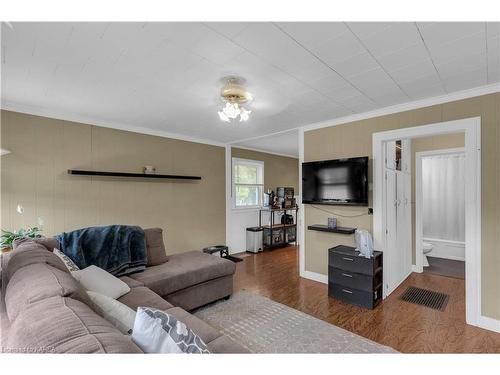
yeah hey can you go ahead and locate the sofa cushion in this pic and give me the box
[144,228,168,266]
[5,262,93,322]
[129,251,235,297]
[87,291,136,335]
[34,237,60,251]
[72,265,130,299]
[5,296,142,353]
[117,286,173,311]
[4,243,68,282]
[207,335,250,353]
[119,275,145,289]
[164,306,221,345]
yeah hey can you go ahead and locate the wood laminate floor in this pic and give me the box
[233,246,500,353]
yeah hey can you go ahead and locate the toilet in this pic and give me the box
[422,242,434,267]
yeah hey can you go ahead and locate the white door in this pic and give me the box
[396,170,412,283]
[384,169,398,294]
[384,140,412,295]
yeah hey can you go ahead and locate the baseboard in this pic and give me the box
[300,270,328,284]
[476,315,500,333]
[412,265,423,273]
[427,255,465,262]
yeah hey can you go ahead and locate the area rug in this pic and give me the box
[194,291,397,353]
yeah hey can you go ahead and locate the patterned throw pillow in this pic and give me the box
[53,248,80,272]
[132,307,210,354]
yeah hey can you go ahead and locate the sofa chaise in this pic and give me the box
[0,230,248,353]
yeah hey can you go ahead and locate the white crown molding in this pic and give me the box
[230,127,298,145]
[3,83,498,148]
[231,144,298,159]
[302,83,500,132]
[1,100,227,148]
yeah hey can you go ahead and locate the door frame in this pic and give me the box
[373,117,481,327]
[414,147,465,272]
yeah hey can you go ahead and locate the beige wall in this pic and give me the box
[0,110,226,255]
[304,92,500,320]
[410,133,465,264]
[231,147,299,194]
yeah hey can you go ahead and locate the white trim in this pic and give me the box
[298,127,306,280]
[423,237,466,245]
[373,117,482,328]
[416,147,466,158]
[301,270,328,284]
[303,84,498,133]
[3,84,498,150]
[428,254,466,262]
[230,128,299,145]
[230,144,298,159]
[477,315,500,333]
[2,100,226,148]
[230,84,499,145]
[412,265,423,273]
[231,157,264,210]
[225,145,232,253]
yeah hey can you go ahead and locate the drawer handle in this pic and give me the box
[342,257,354,261]
[342,289,353,294]
[342,273,353,278]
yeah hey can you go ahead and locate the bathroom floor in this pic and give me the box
[424,257,465,279]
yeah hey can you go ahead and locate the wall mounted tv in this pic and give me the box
[302,156,369,206]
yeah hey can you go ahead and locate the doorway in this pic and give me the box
[415,147,465,279]
[372,117,481,327]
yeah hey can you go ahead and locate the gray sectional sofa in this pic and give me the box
[0,231,248,353]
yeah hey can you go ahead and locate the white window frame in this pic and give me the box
[231,157,264,210]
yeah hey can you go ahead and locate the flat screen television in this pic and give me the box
[302,156,369,206]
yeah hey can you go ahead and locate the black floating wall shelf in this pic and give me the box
[67,169,201,180]
[307,224,356,234]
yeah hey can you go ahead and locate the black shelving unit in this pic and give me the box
[259,207,298,250]
[307,224,356,234]
[68,169,201,180]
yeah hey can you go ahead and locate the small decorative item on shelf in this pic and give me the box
[143,165,156,174]
[284,197,296,208]
[271,196,281,209]
[327,217,337,229]
[263,189,272,207]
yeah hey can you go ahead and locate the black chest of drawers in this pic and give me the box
[328,245,383,309]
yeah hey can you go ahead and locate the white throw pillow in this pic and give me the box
[132,307,210,354]
[72,265,130,299]
[87,291,136,334]
[53,248,80,272]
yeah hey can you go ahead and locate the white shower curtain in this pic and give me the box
[422,153,465,242]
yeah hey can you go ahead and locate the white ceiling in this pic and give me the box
[234,129,299,158]
[2,22,499,150]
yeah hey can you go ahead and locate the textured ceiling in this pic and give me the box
[2,22,499,146]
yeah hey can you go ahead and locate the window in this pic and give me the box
[232,158,264,209]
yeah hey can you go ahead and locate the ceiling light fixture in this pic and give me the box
[218,77,252,123]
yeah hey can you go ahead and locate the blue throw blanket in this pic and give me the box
[56,225,147,276]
